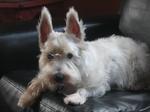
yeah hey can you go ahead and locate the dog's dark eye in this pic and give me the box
[67,53,73,59]
[47,53,54,60]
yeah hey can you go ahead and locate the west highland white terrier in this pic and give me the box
[18,7,150,107]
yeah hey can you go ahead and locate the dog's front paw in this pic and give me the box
[64,92,86,105]
[17,92,35,108]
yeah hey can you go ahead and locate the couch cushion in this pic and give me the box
[0,70,150,112]
[119,0,150,47]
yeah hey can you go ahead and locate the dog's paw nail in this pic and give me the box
[17,101,24,108]
[64,93,86,105]
[64,98,69,105]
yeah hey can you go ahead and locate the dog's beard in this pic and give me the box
[56,82,77,95]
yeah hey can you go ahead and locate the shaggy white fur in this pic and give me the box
[18,7,150,107]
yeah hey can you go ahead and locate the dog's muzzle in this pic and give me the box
[56,82,77,96]
[53,72,77,95]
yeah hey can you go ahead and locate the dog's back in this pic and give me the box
[86,35,150,90]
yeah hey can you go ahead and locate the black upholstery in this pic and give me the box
[0,31,39,75]
[1,70,150,112]
[1,0,150,112]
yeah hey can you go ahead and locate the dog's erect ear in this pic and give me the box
[65,7,85,41]
[37,7,53,48]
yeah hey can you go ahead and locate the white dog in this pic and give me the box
[18,7,150,107]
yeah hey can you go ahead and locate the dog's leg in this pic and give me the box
[18,74,50,108]
[64,84,110,105]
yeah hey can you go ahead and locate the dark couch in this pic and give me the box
[0,0,150,112]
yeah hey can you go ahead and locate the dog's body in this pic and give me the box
[18,7,150,107]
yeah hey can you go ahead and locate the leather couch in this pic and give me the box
[0,0,150,112]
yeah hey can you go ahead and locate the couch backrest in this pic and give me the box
[0,22,111,75]
[0,31,39,74]
[119,0,150,47]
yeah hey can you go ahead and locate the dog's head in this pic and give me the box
[37,7,85,94]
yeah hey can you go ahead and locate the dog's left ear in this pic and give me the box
[65,7,85,41]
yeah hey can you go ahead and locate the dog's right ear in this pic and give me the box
[37,7,53,49]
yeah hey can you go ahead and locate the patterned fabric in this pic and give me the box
[0,76,69,112]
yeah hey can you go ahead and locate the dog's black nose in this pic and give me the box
[54,73,64,82]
